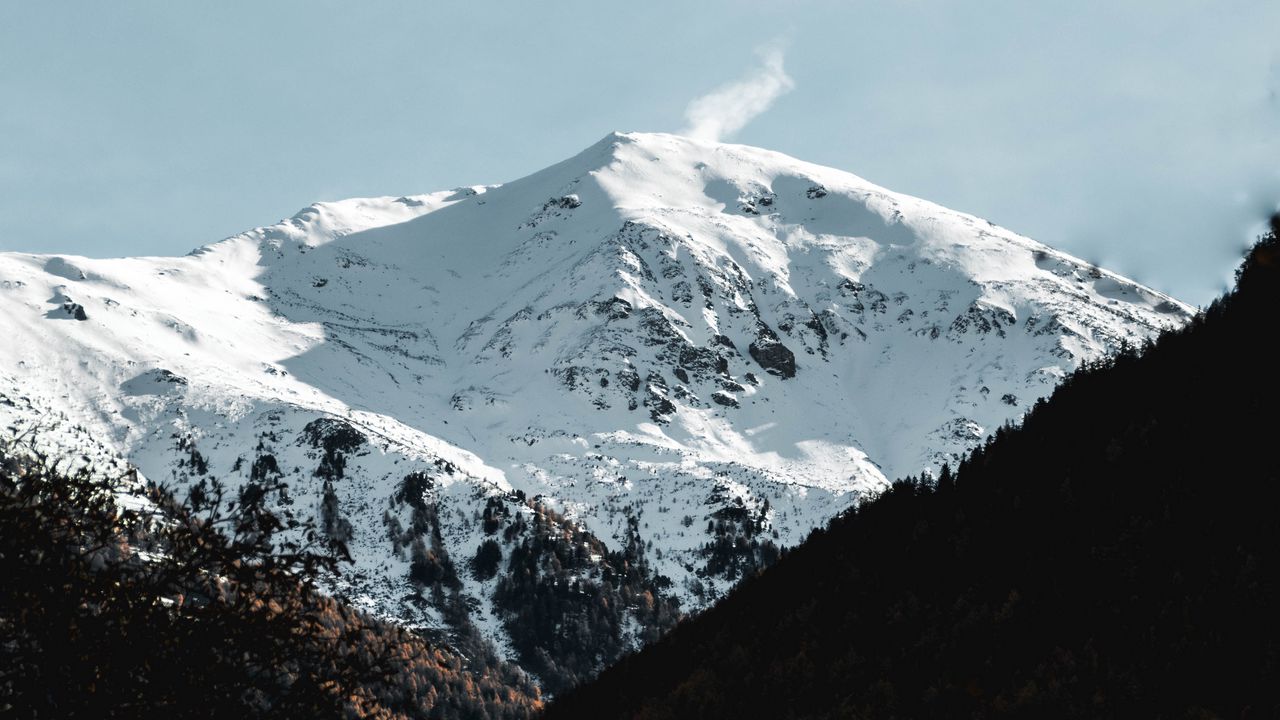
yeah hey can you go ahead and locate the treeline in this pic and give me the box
[546,220,1280,719]
[698,497,780,585]
[382,469,684,698]
[491,499,682,695]
[0,440,540,719]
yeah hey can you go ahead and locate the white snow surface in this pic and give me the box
[0,131,1189,654]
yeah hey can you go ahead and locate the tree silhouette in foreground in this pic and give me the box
[0,436,540,719]
[548,217,1280,719]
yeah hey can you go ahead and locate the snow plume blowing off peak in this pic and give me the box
[681,45,794,142]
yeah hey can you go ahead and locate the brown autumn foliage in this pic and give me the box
[0,433,540,719]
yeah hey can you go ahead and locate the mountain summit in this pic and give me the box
[0,132,1188,689]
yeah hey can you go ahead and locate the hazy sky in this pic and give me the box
[2,1,1277,306]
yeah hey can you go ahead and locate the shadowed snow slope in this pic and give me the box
[0,132,1189,686]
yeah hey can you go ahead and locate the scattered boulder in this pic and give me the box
[45,288,90,321]
[121,369,188,397]
[301,418,366,455]
[748,325,796,379]
[711,392,739,408]
[549,194,582,210]
[593,296,632,320]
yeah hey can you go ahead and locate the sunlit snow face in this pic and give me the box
[0,131,1189,675]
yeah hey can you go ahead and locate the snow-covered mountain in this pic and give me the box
[0,132,1189,689]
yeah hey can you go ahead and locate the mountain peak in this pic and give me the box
[0,131,1191,691]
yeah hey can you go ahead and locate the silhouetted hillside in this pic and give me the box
[547,218,1280,719]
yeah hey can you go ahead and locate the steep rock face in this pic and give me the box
[0,132,1189,690]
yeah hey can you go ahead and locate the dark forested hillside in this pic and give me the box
[0,440,541,719]
[547,218,1280,720]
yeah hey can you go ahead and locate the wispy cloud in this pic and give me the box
[681,43,795,142]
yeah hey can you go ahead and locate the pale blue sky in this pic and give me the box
[2,1,1277,305]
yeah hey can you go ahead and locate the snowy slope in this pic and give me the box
[0,132,1190,682]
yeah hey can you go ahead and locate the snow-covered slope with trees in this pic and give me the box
[0,132,1189,691]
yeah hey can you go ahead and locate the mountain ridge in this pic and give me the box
[545,219,1280,719]
[0,131,1189,691]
